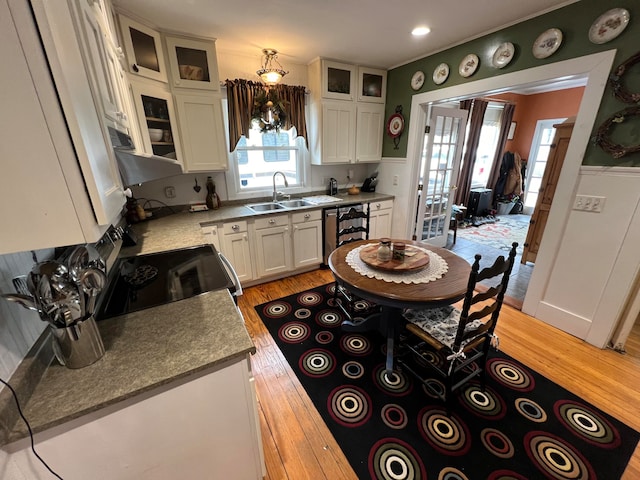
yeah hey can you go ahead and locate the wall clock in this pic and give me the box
[411,71,425,90]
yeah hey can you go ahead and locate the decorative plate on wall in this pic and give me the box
[533,28,563,59]
[459,54,479,78]
[589,8,630,44]
[432,63,450,85]
[492,42,515,68]
[386,113,405,138]
[410,71,425,90]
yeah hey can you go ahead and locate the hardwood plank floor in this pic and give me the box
[238,269,640,479]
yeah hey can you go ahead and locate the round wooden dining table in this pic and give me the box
[328,239,471,372]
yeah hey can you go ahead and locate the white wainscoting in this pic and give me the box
[529,166,640,347]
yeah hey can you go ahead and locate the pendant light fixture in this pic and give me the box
[256,49,288,85]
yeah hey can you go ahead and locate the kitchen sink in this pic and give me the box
[246,202,286,212]
[278,199,314,208]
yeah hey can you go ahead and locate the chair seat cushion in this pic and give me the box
[403,306,483,350]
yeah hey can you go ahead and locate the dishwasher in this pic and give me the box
[323,203,366,265]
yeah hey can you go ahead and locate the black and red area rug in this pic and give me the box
[256,284,639,480]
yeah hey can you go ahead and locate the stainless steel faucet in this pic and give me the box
[272,171,289,202]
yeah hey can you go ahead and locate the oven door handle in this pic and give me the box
[219,252,243,298]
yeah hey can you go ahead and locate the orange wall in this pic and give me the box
[491,87,584,162]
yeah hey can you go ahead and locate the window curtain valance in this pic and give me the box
[225,79,308,152]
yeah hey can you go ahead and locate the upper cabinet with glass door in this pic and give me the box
[321,60,356,101]
[164,35,220,91]
[357,66,386,103]
[118,15,167,83]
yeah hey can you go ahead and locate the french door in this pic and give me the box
[414,106,468,246]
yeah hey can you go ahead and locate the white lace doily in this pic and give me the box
[346,243,449,284]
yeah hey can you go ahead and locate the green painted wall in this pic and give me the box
[382,0,640,167]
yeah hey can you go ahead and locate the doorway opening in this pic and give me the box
[416,86,585,308]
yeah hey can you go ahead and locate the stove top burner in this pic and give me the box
[124,265,159,287]
[96,245,234,320]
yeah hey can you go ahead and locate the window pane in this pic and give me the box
[235,125,301,190]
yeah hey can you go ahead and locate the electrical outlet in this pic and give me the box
[573,194,605,212]
[393,175,399,186]
[164,186,176,198]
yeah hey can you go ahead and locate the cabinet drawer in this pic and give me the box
[254,214,289,229]
[223,220,248,234]
[369,199,393,211]
[291,210,322,223]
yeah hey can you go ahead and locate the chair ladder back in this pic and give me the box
[336,203,370,249]
[453,243,518,348]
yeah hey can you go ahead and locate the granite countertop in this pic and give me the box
[6,289,253,445]
[121,191,394,256]
[3,190,393,446]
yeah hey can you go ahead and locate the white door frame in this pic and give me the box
[404,50,617,319]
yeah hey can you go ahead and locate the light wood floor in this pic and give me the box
[238,269,640,480]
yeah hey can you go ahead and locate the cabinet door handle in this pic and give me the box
[132,63,139,72]
[232,224,240,231]
[304,213,310,219]
[376,203,381,208]
[269,219,276,224]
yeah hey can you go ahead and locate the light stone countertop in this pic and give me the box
[3,190,393,446]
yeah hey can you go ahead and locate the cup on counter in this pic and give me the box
[51,316,105,369]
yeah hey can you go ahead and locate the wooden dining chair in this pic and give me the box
[332,204,380,322]
[397,242,518,411]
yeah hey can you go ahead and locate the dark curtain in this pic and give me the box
[454,99,488,205]
[225,79,308,152]
[273,84,308,148]
[487,103,516,192]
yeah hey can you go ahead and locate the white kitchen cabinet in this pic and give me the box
[164,34,220,91]
[0,0,127,255]
[369,199,394,239]
[356,103,384,163]
[317,100,357,164]
[292,210,323,269]
[322,59,356,100]
[174,92,228,171]
[70,0,130,132]
[221,220,254,282]
[201,224,221,251]
[308,58,386,165]
[118,14,167,83]
[357,66,387,103]
[253,214,292,278]
[129,80,184,166]
[5,357,264,480]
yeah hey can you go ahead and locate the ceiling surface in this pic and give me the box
[113,0,577,69]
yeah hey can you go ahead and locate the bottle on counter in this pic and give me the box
[377,238,392,262]
[205,176,220,210]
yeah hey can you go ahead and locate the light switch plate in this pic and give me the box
[573,194,605,212]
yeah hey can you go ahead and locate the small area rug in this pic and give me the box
[256,284,639,479]
[457,215,529,252]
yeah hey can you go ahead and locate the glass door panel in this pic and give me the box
[165,36,220,90]
[414,106,468,246]
[119,15,167,82]
[358,66,386,103]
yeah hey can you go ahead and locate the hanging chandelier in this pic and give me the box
[256,49,288,85]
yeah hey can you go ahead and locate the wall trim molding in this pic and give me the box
[580,165,640,176]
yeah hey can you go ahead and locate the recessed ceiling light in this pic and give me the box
[412,26,431,36]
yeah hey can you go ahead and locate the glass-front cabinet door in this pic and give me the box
[322,60,356,101]
[130,81,183,164]
[164,35,220,91]
[119,15,167,82]
[357,66,386,103]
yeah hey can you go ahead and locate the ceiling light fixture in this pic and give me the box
[257,49,289,85]
[412,26,431,36]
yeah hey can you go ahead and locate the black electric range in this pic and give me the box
[96,244,236,320]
